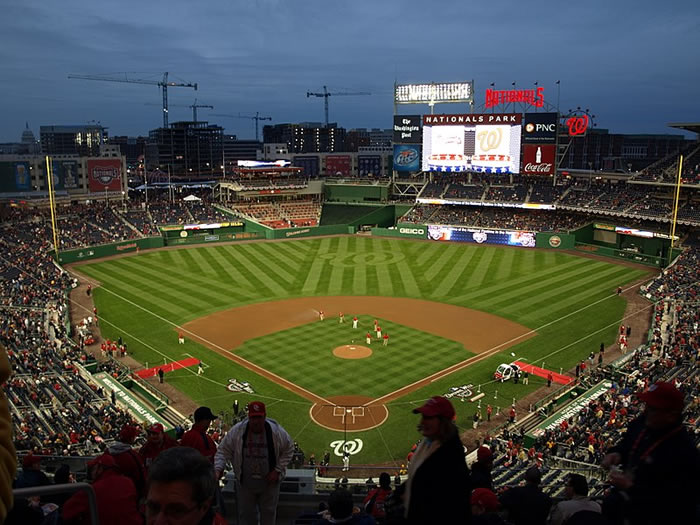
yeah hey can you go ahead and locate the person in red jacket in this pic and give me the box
[139,423,178,469]
[107,424,147,498]
[363,472,392,520]
[180,407,217,463]
[62,454,142,525]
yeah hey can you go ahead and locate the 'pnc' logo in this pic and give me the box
[399,228,425,235]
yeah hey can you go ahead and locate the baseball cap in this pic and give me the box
[471,488,499,512]
[22,454,42,468]
[193,406,217,422]
[248,401,266,417]
[119,425,141,443]
[412,396,455,419]
[148,423,165,434]
[637,382,685,410]
[87,454,117,469]
[477,446,493,462]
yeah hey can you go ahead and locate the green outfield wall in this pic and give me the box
[535,232,576,249]
[165,230,262,246]
[58,237,164,264]
[267,224,352,239]
[371,224,428,239]
[324,183,389,203]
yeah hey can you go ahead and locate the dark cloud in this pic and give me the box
[1,0,699,141]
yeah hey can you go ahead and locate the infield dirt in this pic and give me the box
[182,296,534,431]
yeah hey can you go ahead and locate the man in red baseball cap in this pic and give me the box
[471,487,501,517]
[106,424,146,497]
[214,400,294,525]
[404,396,470,524]
[62,454,142,525]
[139,422,178,468]
[602,382,700,524]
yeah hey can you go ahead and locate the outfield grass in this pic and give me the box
[79,237,650,463]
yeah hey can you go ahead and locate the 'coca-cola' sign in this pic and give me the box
[522,145,555,175]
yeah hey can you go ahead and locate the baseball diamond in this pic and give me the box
[74,235,650,463]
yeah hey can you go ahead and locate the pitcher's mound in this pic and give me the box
[333,345,372,359]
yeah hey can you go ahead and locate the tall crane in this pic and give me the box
[68,72,198,128]
[306,86,371,127]
[145,99,213,122]
[211,112,272,141]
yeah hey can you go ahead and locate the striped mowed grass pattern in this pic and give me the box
[235,317,472,399]
[80,237,648,462]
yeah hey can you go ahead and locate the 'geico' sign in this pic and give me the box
[399,228,425,235]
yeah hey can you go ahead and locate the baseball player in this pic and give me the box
[352,316,358,329]
[366,332,372,345]
[178,332,185,344]
[376,326,382,339]
[339,312,345,324]
[383,333,389,346]
[197,362,204,375]
[319,310,324,321]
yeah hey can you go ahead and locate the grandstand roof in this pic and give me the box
[668,122,700,135]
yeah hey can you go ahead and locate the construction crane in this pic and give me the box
[306,86,370,127]
[68,72,198,128]
[144,98,213,123]
[211,112,272,141]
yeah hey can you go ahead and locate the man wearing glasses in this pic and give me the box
[146,447,226,525]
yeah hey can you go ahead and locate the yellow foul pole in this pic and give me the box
[668,154,683,264]
[45,156,60,262]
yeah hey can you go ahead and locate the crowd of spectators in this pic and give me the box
[230,198,321,228]
[403,205,589,232]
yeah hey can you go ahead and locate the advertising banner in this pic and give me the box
[87,159,122,192]
[0,161,31,192]
[325,155,352,176]
[427,225,536,248]
[393,145,421,172]
[358,155,382,177]
[422,114,522,174]
[393,115,422,143]
[522,144,556,175]
[50,159,80,190]
[292,156,320,177]
[522,113,558,143]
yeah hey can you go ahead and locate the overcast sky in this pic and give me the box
[1,0,699,142]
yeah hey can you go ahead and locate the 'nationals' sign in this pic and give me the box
[485,87,544,108]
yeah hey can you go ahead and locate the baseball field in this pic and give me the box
[75,236,649,464]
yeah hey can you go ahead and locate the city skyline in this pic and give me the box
[1,0,699,142]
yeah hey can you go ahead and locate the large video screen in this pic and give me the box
[427,225,535,248]
[422,113,522,174]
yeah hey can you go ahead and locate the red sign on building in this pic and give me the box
[325,155,351,176]
[522,145,556,175]
[87,159,122,192]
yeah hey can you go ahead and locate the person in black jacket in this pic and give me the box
[499,466,551,525]
[602,381,700,524]
[405,396,471,524]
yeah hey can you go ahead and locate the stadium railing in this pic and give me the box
[13,483,98,524]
